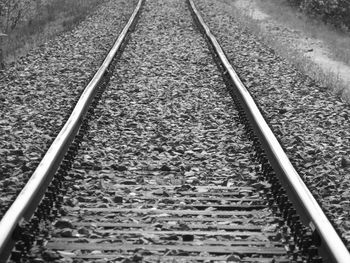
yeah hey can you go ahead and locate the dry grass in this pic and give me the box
[254,0,350,65]
[1,0,105,63]
[220,0,350,103]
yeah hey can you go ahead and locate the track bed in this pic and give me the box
[2,0,350,262]
[25,0,289,262]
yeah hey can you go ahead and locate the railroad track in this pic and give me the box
[1,0,350,262]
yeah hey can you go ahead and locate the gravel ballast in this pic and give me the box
[71,0,255,190]
[30,0,287,261]
[2,0,348,259]
[0,0,137,218]
[195,0,350,245]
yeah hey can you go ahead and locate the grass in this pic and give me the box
[220,0,350,102]
[1,0,105,63]
[254,0,350,65]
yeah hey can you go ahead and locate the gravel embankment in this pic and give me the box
[67,0,256,191]
[0,0,137,218]
[195,0,350,245]
[31,0,284,261]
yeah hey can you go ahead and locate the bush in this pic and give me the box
[0,0,104,63]
[286,0,350,30]
[0,0,32,33]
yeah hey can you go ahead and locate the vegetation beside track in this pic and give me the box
[287,0,350,31]
[0,0,104,64]
[219,0,350,102]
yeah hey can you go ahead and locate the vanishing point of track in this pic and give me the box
[0,0,349,262]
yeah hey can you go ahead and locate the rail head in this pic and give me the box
[0,0,144,261]
[187,0,350,262]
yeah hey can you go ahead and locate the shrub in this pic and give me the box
[0,0,32,33]
[0,0,104,63]
[286,0,350,30]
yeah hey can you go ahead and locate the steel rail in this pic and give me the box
[0,0,143,261]
[188,0,350,262]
